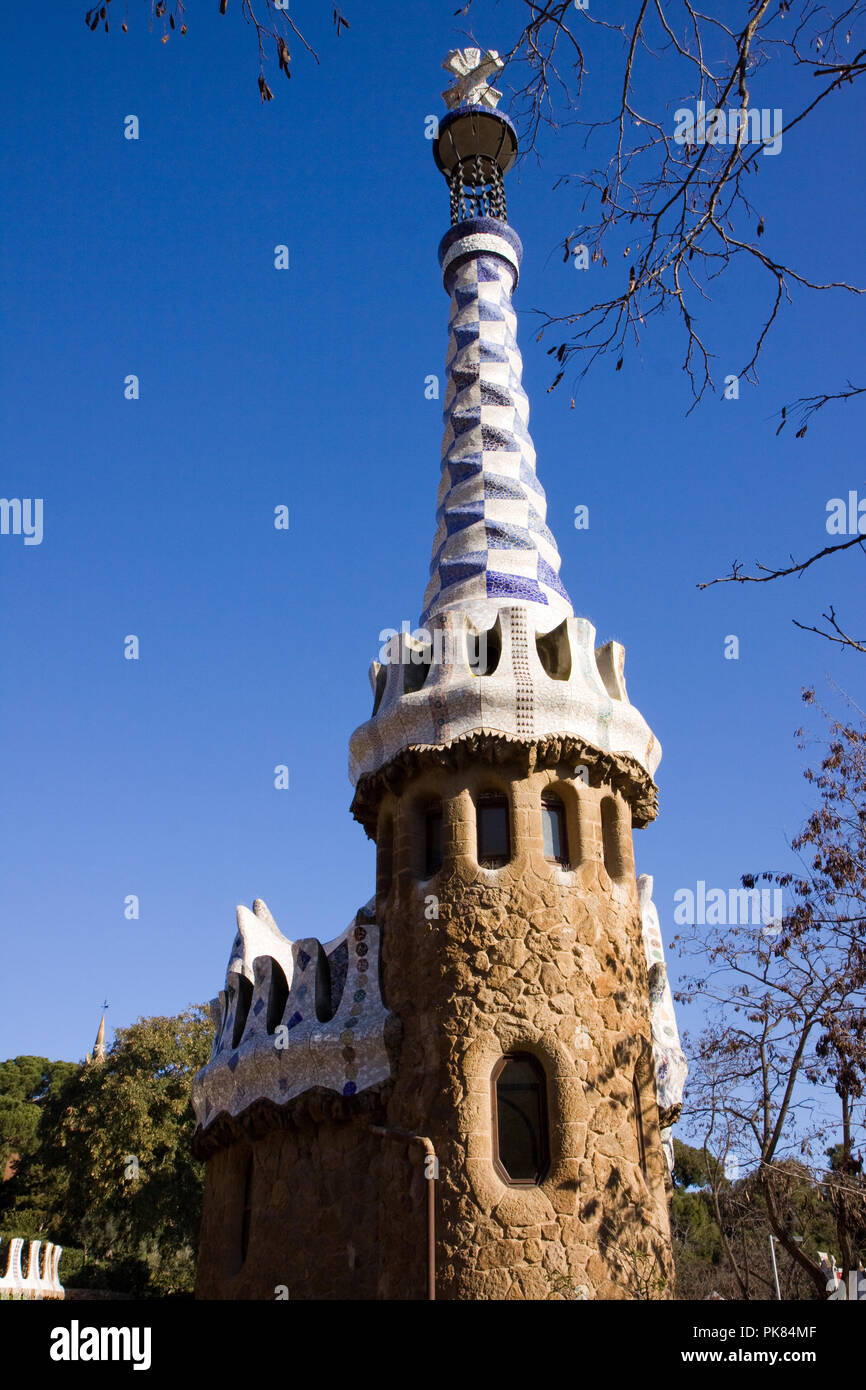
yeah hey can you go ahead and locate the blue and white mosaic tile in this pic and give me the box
[192,897,392,1128]
[349,219,661,789]
[422,224,572,632]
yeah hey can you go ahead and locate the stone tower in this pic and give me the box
[192,48,685,1301]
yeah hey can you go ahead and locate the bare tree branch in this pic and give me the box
[493,2,866,418]
[776,382,866,437]
[698,533,866,587]
[792,605,866,654]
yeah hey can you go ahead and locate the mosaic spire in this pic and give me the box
[348,52,660,796]
[422,51,573,631]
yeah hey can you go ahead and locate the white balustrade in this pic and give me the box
[0,1237,64,1299]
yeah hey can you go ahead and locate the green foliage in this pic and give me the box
[670,1170,729,1300]
[55,1246,87,1286]
[671,1188,723,1261]
[0,1056,78,1174]
[1,1007,212,1297]
[668,1139,848,1298]
[618,1242,669,1300]
[672,1138,724,1191]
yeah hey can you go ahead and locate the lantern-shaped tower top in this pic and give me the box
[435,48,518,224]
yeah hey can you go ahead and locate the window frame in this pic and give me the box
[476,792,511,868]
[540,791,569,867]
[490,1052,551,1187]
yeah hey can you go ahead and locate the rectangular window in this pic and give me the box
[477,796,510,866]
[424,806,443,877]
[541,796,567,864]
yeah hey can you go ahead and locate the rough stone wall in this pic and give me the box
[194,1092,388,1300]
[375,754,674,1301]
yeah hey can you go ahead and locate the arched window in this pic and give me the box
[240,1155,254,1263]
[541,792,568,866]
[424,801,443,878]
[633,1075,648,1177]
[477,793,510,867]
[492,1054,550,1185]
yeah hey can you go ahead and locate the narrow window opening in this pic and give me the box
[535,619,572,681]
[314,942,335,1023]
[601,796,624,880]
[424,802,444,878]
[541,792,568,866]
[266,960,289,1034]
[371,663,387,716]
[240,1155,254,1263]
[468,617,501,677]
[492,1054,550,1185]
[231,975,253,1050]
[477,792,510,867]
[404,641,433,694]
[217,986,233,1051]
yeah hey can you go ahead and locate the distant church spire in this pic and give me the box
[86,1009,107,1066]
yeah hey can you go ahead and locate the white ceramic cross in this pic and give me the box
[441,48,504,111]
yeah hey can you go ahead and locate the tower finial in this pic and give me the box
[441,48,504,110]
[434,45,517,226]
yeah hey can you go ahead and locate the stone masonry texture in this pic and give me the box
[193,741,674,1300]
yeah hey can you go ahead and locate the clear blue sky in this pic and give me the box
[1,2,863,1065]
